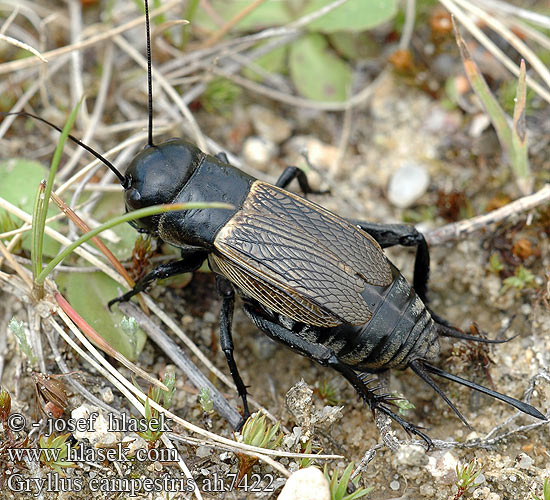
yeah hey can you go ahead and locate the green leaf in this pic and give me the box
[0,159,60,256]
[193,1,291,33]
[242,44,288,82]
[328,32,378,60]
[289,33,352,101]
[302,0,397,33]
[56,272,146,361]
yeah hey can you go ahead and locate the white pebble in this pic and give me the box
[425,452,459,484]
[277,467,330,500]
[242,136,277,168]
[516,453,534,469]
[71,404,120,447]
[102,387,114,404]
[390,480,400,490]
[387,163,430,208]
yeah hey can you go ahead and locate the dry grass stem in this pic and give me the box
[440,0,550,104]
[0,0,182,75]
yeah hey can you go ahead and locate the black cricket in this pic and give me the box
[4,0,545,447]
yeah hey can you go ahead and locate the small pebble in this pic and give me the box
[419,484,435,496]
[242,136,277,168]
[425,451,458,484]
[395,444,428,466]
[249,105,292,143]
[101,387,114,404]
[285,135,339,169]
[71,404,120,446]
[469,114,491,138]
[286,380,313,422]
[277,467,330,500]
[125,434,148,456]
[520,303,532,316]
[181,314,193,326]
[387,162,430,208]
[196,445,211,458]
[516,452,534,469]
[390,480,400,490]
[473,486,491,499]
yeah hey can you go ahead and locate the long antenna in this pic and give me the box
[0,111,128,187]
[144,0,154,147]
[421,361,546,420]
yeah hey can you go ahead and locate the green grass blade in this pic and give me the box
[512,59,531,193]
[32,100,82,289]
[335,463,354,499]
[181,0,199,48]
[453,19,513,154]
[36,201,232,284]
[31,181,45,282]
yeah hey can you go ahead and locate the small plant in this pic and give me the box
[323,462,372,500]
[39,433,76,474]
[137,370,176,448]
[532,477,550,500]
[137,397,164,447]
[501,265,535,292]
[199,387,214,414]
[235,413,283,481]
[239,413,283,450]
[454,459,481,500]
[392,394,415,416]
[120,316,139,352]
[8,318,37,364]
[193,0,397,103]
[299,438,321,469]
[201,77,242,116]
[120,316,139,337]
[488,253,504,274]
[314,380,340,405]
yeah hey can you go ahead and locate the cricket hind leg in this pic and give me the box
[243,304,434,448]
